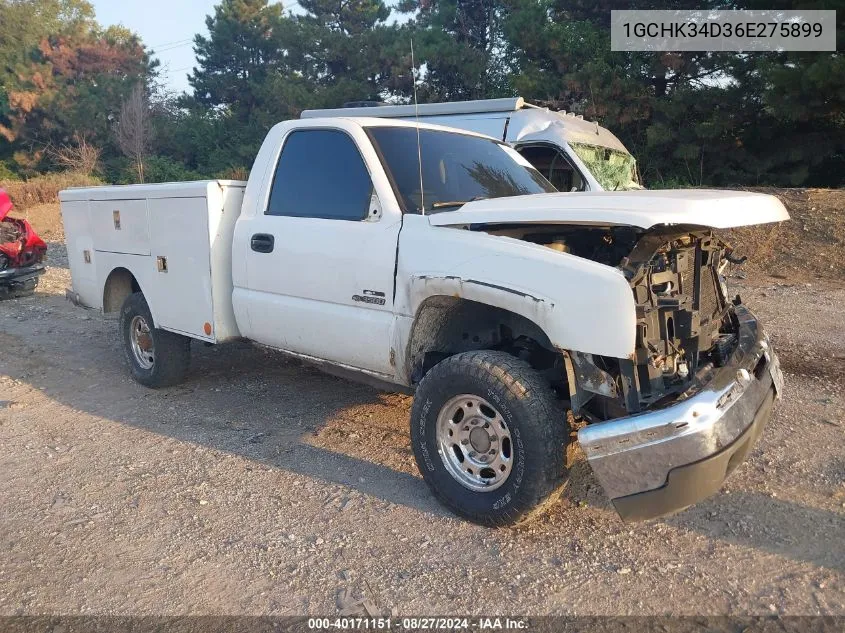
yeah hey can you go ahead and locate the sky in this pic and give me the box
[90,0,233,94]
[90,0,404,95]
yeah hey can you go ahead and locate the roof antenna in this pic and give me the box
[411,38,425,215]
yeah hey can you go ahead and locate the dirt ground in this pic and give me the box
[1,197,844,616]
[721,188,845,283]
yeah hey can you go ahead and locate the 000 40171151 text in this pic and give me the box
[306,617,532,630]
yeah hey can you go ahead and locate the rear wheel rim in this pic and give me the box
[129,315,155,370]
[435,394,513,492]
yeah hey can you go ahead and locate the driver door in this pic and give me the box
[235,127,401,376]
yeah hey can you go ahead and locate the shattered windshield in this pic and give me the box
[368,127,556,214]
[570,143,640,191]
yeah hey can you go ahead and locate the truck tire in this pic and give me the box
[411,350,569,526]
[119,292,190,388]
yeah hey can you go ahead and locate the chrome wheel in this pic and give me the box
[129,315,155,370]
[435,394,513,492]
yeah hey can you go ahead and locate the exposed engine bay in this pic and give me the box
[479,223,744,420]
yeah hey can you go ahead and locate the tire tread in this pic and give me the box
[411,350,568,527]
[120,292,190,388]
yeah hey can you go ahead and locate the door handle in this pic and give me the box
[250,233,274,253]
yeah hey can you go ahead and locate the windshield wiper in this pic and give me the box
[430,196,488,209]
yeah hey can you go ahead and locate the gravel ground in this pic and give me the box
[0,249,843,617]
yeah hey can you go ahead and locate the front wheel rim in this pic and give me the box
[129,315,155,370]
[435,394,513,492]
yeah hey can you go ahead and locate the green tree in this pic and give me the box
[181,0,408,175]
[0,0,153,174]
[398,0,512,101]
[184,0,301,173]
[0,0,96,159]
[188,0,286,119]
[288,0,403,106]
[504,0,844,187]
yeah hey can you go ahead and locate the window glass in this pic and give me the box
[368,127,556,214]
[517,145,585,192]
[569,143,640,191]
[267,129,373,220]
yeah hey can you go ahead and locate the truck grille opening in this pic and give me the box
[474,224,740,418]
[621,230,733,411]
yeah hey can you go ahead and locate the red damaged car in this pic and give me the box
[0,189,47,298]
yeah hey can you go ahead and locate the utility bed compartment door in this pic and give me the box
[90,199,150,255]
[146,197,215,340]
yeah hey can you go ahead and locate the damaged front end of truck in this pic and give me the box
[428,189,789,520]
[558,226,757,418]
[539,225,784,520]
[570,225,785,520]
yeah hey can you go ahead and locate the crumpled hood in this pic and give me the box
[427,189,790,230]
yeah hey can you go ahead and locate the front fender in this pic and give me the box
[408,274,556,333]
[398,219,637,359]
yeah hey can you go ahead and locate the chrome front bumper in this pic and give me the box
[578,306,783,521]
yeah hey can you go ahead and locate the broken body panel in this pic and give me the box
[426,189,790,230]
[421,193,786,519]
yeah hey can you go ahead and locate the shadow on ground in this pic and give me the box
[2,293,843,573]
[664,490,845,572]
[0,313,445,518]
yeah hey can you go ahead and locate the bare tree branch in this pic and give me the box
[47,134,101,176]
[115,83,153,184]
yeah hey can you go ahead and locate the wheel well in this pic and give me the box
[103,267,141,313]
[406,296,565,387]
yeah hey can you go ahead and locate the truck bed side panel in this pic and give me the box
[61,180,245,343]
[60,200,99,309]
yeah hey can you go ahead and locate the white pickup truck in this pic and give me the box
[60,117,788,526]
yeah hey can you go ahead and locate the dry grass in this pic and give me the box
[216,166,250,181]
[0,171,102,208]
[8,203,65,241]
[47,137,101,176]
